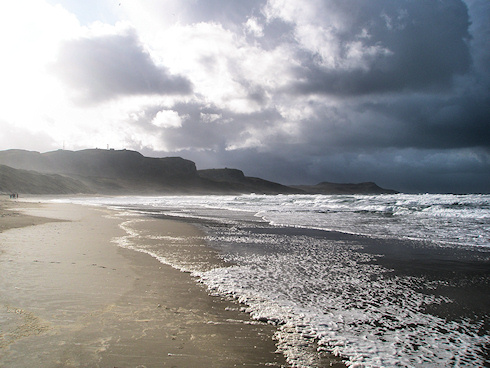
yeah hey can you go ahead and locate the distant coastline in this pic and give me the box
[0,148,398,195]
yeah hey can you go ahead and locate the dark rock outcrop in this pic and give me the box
[198,168,303,194]
[293,181,398,195]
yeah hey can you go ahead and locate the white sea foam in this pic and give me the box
[56,193,490,248]
[200,227,488,367]
[49,194,490,367]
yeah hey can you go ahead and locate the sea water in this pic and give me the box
[55,194,490,367]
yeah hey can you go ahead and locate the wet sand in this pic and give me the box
[0,197,286,367]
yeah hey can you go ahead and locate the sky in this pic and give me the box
[0,0,489,193]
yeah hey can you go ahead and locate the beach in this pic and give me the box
[2,194,488,367]
[0,197,288,367]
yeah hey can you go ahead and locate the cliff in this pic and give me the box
[198,168,302,194]
[293,181,398,195]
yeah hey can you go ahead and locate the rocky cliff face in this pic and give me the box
[198,168,246,183]
[198,168,302,194]
[293,181,399,194]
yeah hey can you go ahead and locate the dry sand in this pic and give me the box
[0,197,286,367]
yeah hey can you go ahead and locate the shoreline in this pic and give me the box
[0,198,287,367]
[5,194,485,366]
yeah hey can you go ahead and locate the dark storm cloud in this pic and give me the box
[360,92,490,150]
[288,90,490,155]
[120,0,489,193]
[466,0,490,76]
[150,88,489,193]
[53,30,192,103]
[288,0,472,95]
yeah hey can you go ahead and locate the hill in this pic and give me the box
[0,149,399,195]
[198,168,301,194]
[0,149,206,194]
[0,165,92,194]
[293,181,398,195]
[0,149,299,194]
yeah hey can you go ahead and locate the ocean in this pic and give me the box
[55,194,490,367]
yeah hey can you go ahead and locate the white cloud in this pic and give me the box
[145,21,295,114]
[200,113,222,124]
[157,23,255,112]
[152,110,185,129]
[264,0,392,71]
[245,17,264,37]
